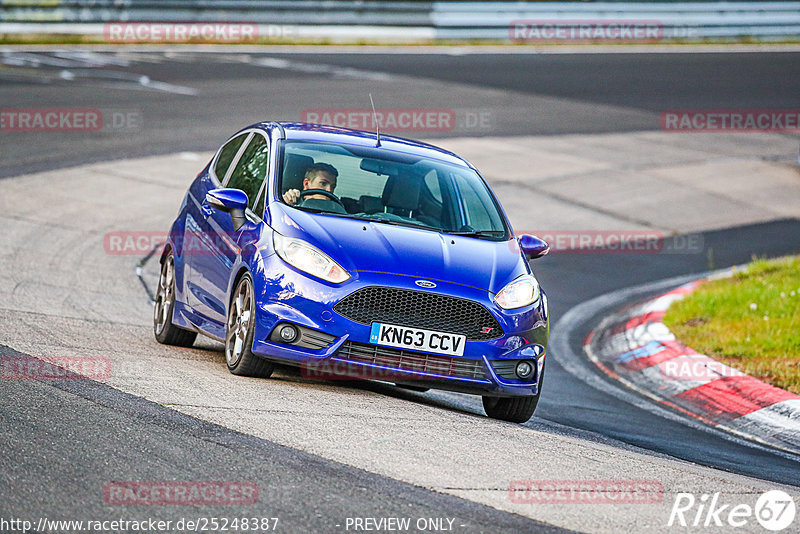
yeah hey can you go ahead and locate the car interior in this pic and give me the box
[279,152,450,230]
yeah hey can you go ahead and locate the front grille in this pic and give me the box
[334,286,503,341]
[337,341,487,380]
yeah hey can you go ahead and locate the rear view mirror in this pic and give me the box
[360,158,399,176]
[206,188,248,231]
[518,234,549,260]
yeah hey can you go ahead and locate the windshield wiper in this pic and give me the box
[443,229,506,238]
[294,206,328,214]
[295,210,437,231]
[323,212,433,230]
[365,216,436,231]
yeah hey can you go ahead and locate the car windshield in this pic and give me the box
[278,140,508,240]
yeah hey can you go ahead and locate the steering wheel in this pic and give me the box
[299,188,344,206]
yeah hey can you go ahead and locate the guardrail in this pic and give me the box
[433,2,800,39]
[0,1,433,26]
[1,1,799,40]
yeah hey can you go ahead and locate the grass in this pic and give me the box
[663,255,800,395]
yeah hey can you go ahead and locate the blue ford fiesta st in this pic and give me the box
[154,122,550,423]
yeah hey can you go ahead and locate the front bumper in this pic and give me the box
[250,259,548,397]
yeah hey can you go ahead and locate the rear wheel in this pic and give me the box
[154,252,197,347]
[225,274,274,378]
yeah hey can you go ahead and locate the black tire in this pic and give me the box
[225,273,274,378]
[482,395,539,423]
[154,252,197,347]
[482,366,545,423]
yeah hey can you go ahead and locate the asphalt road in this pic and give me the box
[3,49,799,178]
[0,344,562,534]
[2,48,800,532]
[256,51,800,112]
[532,218,800,485]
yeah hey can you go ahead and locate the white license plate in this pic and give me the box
[369,323,466,357]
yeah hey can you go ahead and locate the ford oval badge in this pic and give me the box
[415,280,437,289]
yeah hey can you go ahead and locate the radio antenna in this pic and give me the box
[369,93,381,147]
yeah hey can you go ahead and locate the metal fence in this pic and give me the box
[1,1,799,40]
[433,2,800,39]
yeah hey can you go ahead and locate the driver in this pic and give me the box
[282,163,338,206]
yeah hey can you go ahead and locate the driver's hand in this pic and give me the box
[283,189,300,205]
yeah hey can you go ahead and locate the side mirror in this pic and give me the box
[206,188,248,231]
[518,234,549,260]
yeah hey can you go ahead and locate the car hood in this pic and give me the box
[268,204,527,293]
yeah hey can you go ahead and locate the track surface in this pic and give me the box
[1,344,561,533]
[3,50,799,178]
[2,49,800,532]
[256,51,800,112]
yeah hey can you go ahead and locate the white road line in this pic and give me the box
[594,277,800,455]
[0,52,199,95]
[251,56,396,82]
[550,272,800,463]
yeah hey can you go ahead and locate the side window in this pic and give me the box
[226,134,269,214]
[452,173,502,230]
[214,133,248,181]
[423,169,443,202]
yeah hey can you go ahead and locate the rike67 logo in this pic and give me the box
[668,490,796,531]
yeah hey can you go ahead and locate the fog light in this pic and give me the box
[278,324,299,343]
[516,361,534,379]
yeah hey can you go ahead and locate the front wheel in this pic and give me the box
[484,362,545,423]
[482,395,539,424]
[225,273,274,378]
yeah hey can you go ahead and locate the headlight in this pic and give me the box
[494,274,540,310]
[273,233,350,284]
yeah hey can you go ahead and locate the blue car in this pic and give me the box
[154,122,550,423]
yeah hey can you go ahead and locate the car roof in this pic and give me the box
[252,121,473,169]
